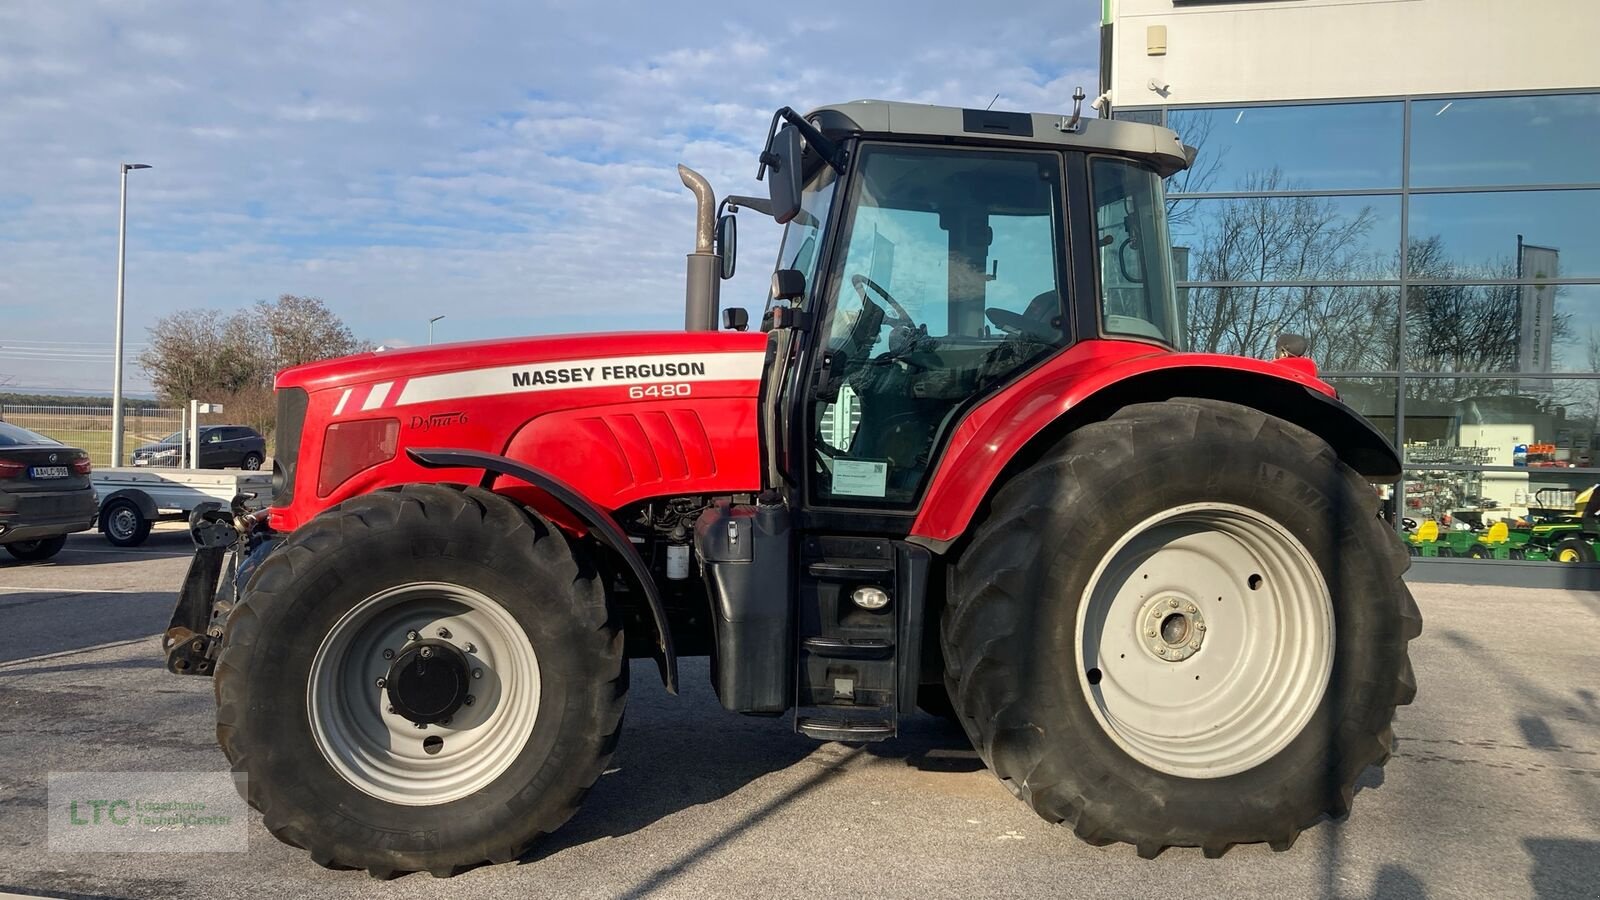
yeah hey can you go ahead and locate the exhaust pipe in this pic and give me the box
[678,164,720,331]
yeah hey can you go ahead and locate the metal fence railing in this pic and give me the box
[0,404,185,467]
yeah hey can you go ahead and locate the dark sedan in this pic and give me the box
[0,421,97,561]
[131,425,266,470]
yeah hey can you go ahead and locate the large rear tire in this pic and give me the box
[214,484,626,877]
[942,398,1420,858]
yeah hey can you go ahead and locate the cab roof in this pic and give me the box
[805,99,1190,177]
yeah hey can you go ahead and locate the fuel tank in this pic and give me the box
[270,330,769,531]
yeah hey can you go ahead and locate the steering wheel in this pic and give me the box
[850,274,915,329]
[985,307,1059,341]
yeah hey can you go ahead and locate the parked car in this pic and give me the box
[0,421,98,561]
[130,425,266,470]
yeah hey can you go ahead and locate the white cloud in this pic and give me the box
[0,0,1101,392]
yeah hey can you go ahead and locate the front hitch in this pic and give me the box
[164,498,266,675]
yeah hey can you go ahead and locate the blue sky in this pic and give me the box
[0,1,1101,393]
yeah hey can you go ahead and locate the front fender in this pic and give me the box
[911,342,1399,548]
[407,447,678,694]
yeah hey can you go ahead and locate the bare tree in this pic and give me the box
[139,296,368,431]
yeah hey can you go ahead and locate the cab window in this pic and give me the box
[1092,158,1183,346]
[811,144,1066,507]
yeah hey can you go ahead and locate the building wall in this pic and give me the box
[1106,0,1600,555]
[1110,0,1599,108]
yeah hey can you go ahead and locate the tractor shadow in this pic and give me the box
[520,659,977,870]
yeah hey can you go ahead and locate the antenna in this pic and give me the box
[1057,86,1088,134]
[985,93,999,111]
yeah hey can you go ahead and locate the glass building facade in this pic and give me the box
[1120,90,1600,561]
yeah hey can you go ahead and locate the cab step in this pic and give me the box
[801,636,894,660]
[796,716,896,742]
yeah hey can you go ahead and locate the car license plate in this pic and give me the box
[133,458,149,466]
[30,466,70,479]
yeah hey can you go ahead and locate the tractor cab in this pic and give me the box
[735,100,1190,512]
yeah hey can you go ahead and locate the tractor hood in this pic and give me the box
[275,330,769,396]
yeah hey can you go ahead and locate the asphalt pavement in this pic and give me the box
[0,526,1596,899]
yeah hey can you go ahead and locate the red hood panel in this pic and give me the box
[276,330,768,392]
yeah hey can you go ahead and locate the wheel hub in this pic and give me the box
[1137,594,1206,661]
[385,639,471,725]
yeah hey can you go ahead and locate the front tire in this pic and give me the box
[214,484,626,877]
[942,399,1420,857]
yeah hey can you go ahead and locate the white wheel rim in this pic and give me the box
[1075,503,1334,779]
[307,582,540,805]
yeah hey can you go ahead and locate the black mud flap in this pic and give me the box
[164,502,238,676]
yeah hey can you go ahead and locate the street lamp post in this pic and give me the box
[429,315,446,345]
[111,162,152,468]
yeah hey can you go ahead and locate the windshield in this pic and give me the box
[767,164,839,316]
[0,421,61,447]
[1092,158,1184,347]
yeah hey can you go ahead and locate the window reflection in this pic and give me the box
[1167,102,1402,192]
[1324,377,1397,441]
[1403,377,1600,468]
[1410,93,1600,188]
[1407,190,1600,278]
[1169,194,1401,280]
[1405,284,1600,374]
[1183,285,1398,370]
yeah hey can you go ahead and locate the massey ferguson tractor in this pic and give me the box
[166,98,1420,875]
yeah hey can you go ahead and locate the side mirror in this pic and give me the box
[771,268,806,303]
[722,307,749,331]
[766,125,804,225]
[715,214,737,280]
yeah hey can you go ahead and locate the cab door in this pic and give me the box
[797,144,1075,516]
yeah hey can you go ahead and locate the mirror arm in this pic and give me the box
[757,107,846,181]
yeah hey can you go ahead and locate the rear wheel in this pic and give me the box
[214,484,626,876]
[241,452,263,470]
[1553,537,1595,564]
[100,499,152,547]
[942,398,1420,857]
[4,536,67,561]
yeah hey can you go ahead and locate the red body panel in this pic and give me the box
[276,330,1336,549]
[907,339,1336,543]
[272,331,766,531]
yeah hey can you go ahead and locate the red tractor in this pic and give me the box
[167,99,1419,875]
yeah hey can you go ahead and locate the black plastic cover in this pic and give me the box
[694,500,793,713]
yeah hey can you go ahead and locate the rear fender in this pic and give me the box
[911,358,1399,550]
[406,447,677,694]
[98,488,159,526]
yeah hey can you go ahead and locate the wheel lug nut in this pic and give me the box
[1186,604,1197,614]
[414,722,427,730]
[406,630,420,642]
[464,695,475,706]
[419,646,434,659]
[1190,640,1201,649]
[1156,647,1168,656]
[382,648,394,660]
[437,627,451,639]
[375,677,386,688]
[440,717,452,727]
[1197,624,1207,632]
[386,706,396,714]
[472,668,483,679]
[1168,599,1179,608]
[464,643,476,653]
[1146,629,1157,638]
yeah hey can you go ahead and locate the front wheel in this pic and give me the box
[943,398,1421,857]
[214,484,626,877]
